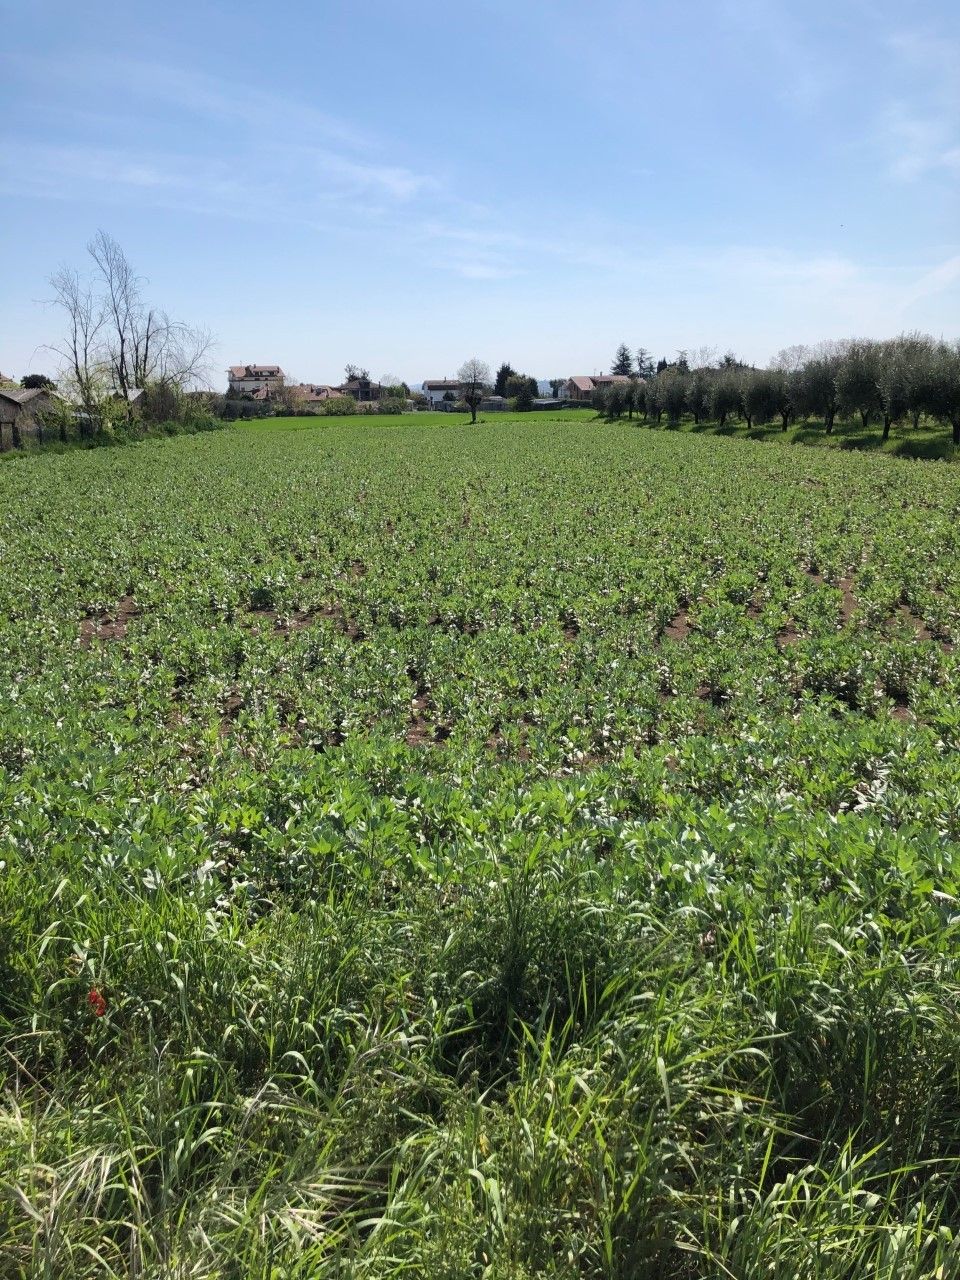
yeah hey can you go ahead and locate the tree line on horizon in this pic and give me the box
[597,335,960,445]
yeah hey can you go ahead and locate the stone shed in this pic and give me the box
[0,388,57,449]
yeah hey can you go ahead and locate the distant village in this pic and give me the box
[0,361,631,449]
[225,364,634,415]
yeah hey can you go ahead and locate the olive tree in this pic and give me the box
[602,381,629,420]
[773,370,798,431]
[877,342,911,440]
[741,370,782,428]
[708,372,740,427]
[795,354,841,433]
[836,339,882,428]
[686,369,711,424]
[924,342,960,446]
[659,371,688,425]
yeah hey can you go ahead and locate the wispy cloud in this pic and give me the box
[0,54,440,216]
[716,0,829,111]
[881,103,960,182]
[0,53,372,151]
[901,254,960,311]
[879,27,960,182]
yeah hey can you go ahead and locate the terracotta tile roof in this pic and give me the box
[568,375,633,392]
[228,364,283,378]
[294,383,338,401]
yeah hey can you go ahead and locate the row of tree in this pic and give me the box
[610,342,747,379]
[597,335,960,444]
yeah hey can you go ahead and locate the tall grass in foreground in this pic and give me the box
[4,811,960,1278]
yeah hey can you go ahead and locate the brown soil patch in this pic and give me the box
[890,700,913,722]
[663,609,691,642]
[286,610,317,632]
[247,607,316,634]
[696,684,727,706]
[350,559,367,578]
[295,721,345,750]
[893,604,933,642]
[405,665,447,746]
[80,595,139,647]
[246,608,280,629]
[560,611,580,641]
[838,577,857,624]
[428,613,482,635]
[244,602,364,641]
[777,623,800,649]
[219,691,244,736]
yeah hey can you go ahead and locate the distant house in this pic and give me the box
[227,365,285,396]
[292,383,340,408]
[421,379,461,407]
[112,387,145,415]
[0,386,57,448]
[337,376,383,404]
[563,374,632,403]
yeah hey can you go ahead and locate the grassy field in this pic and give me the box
[4,412,960,1277]
[661,412,955,461]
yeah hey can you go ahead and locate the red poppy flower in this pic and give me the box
[87,988,107,1017]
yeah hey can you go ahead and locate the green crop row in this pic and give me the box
[3,415,960,1277]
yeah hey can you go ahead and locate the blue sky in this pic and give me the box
[1,0,958,387]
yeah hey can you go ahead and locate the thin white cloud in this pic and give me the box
[882,103,960,182]
[716,0,829,111]
[0,53,440,217]
[879,27,960,183]
[0,52,372,151]
[901,254,960,311]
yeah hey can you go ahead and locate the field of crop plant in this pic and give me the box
[3,412,960,1278]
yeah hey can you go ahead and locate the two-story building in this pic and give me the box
[337,376,383,404]
[227,365,285,396]
[421,379,462,407]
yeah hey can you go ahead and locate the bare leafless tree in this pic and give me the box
[457,358,490,424]
[48,231,214,428]
[769,344,810,373]
[88,230,139,412]
[689,345,719,371]
[47,267,107,430]
[145,312,214,390]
